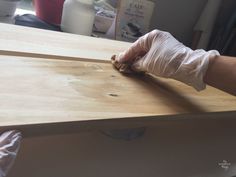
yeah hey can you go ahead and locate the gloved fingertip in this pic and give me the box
[111,55,122,69]
[111,55,116,61]
[111,55,134,74]
[0,130,22,150]
[2,130,22,140]
[117,53,127,63]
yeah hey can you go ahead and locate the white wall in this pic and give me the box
[8,118,236,177]
[150,0,208,46]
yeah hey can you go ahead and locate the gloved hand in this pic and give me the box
[0,130,22,177]
[112,30,220,91]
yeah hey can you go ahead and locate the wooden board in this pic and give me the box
[0,24,235,131]
[0,55,235,128]
[0,23,131,62]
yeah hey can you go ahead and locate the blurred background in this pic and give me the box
[0,0,235,56]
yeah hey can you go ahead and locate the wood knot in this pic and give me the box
[108,93,119,97]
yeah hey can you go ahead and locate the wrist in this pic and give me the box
[172,49,219,91]
[203,54,219,83]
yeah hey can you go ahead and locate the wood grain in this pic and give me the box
[0,55,235,128]
[0,23,131,62]
[0,24,235,132]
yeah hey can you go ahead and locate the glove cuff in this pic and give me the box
[173,49,220,91]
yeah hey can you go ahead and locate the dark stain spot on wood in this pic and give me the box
[109,93,119,97]
[111,75,116,78]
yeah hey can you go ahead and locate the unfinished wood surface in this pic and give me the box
[0,23,131,62]
[0,55,235,127]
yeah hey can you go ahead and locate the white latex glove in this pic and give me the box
[0,131,22,177]
[112,30,220,91]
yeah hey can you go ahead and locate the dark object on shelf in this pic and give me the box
[15,14,61,31]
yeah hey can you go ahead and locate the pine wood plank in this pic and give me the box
[0,23,131,62]
[0,55,235,128]
[0,23,235,131]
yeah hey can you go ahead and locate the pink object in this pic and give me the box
[34,0,65,25]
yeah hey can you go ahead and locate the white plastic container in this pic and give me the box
[0,0,21,17]
[61,0,95,36]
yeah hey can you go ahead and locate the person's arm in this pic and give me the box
[112,30,236,96]
[204,56,236,95]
